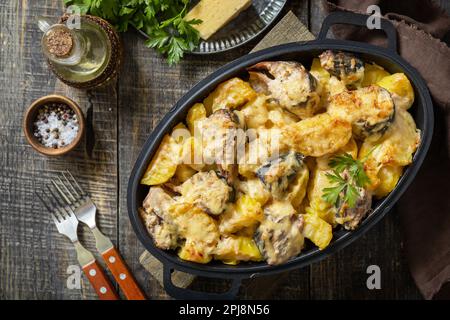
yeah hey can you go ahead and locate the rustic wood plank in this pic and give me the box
[0,0,118,299]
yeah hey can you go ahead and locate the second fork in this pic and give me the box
[52,172,146,300]
[37,187,119,300]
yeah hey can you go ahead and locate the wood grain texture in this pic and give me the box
[1,0,447,299]
[0,0,118,300]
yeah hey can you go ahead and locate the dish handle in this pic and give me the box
[163,263,244,300]
[318,11,398,53]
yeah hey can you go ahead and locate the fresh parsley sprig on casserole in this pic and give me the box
[322,153,371,209]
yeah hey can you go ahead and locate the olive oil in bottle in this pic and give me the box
[38,15,116,87]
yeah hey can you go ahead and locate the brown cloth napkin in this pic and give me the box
[139,11,314,297]
[324,0,450,300]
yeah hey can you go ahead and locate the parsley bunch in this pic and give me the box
[64,0,201,65]
[322,153,371,208]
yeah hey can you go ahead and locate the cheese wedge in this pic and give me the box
[185,0,252,40]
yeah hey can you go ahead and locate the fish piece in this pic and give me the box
[143,186,176,221]
[248,61,321,119]
[198,109,242,185]
[140,187,179,250]
[176,170,232,215]
[139,207,178,250]
[328,85,396,139]
[256,151,305,199]
[254,200,304,265]
[319,50,364,86]
[336,187,372,230]
[237,178,271,206]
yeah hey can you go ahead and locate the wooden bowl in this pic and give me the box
[23,95,85,156]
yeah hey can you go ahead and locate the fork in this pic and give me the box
[51,171,146,300]
[37,186,119,300]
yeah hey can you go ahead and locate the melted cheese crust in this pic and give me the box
[282,113,352,157]
[328,85,395,138]
[359,109,420,189]
[176,170,232,215]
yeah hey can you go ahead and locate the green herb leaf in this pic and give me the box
[322,184,345,208]
[145,31,170,50]
[64,0,202,65]
[344,184,359,208]
[166,36,189,65]
[321,152,372,209]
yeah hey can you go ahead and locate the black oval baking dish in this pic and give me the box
[127,12,434,300]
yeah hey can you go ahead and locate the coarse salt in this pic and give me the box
[33,104,79,148]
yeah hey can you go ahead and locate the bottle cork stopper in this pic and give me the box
[45,28,73,57]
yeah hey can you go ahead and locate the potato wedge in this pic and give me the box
[169,203,219,263]
[310,58,330,86]
[377,73,414,110]
[214,235,262,264]
[181,136,205,171]
[171,122,190,146]
[203,77,257,114]
[283,113,352,157]
[310,58,331,105]
[285,166,309,210]
[219,195,263,234]
[361,63,390,87]
[186,103,207,134]
[178,241,212,264]
[302,213,333,250]
[266,107,299,128]
[241,95,269,129]
[373,165,403,198]
[306,166,337,225]
[175,164,197,183]
[141,134,180,185]
[316,137,358,169]
[359,109,420,189]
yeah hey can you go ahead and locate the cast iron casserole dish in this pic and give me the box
[127,12,434,299]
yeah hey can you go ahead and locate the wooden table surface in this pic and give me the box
[1,0,448,300]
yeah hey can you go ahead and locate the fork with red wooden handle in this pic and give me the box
[36,188,119,300]
[51,172,146,300]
